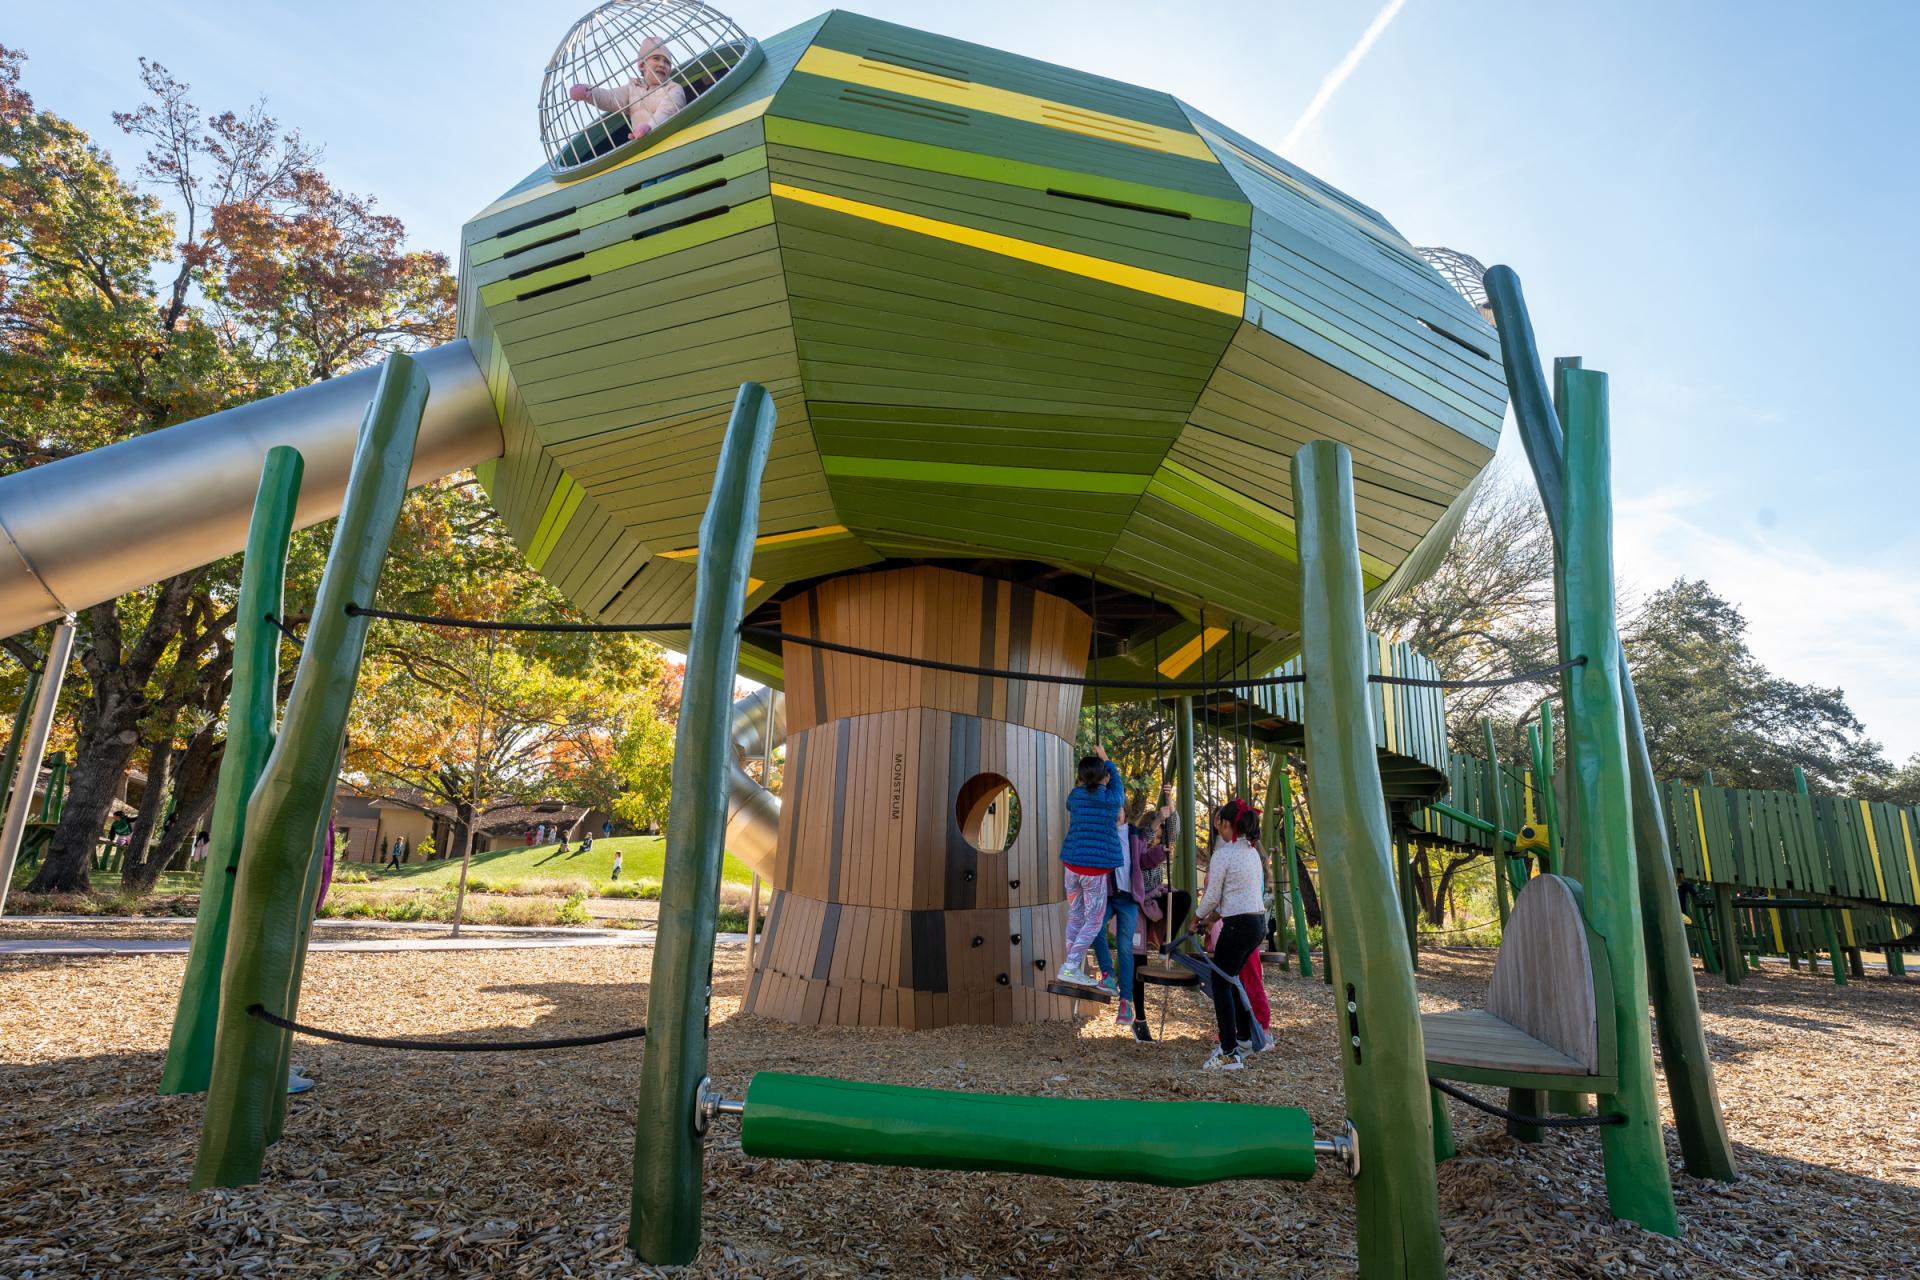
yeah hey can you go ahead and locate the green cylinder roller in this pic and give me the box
[739,1073,1319,1185]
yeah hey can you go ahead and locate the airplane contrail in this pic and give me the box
[1281,0,1411,151]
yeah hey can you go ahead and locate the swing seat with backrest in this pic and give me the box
[1421,874,1617,1094]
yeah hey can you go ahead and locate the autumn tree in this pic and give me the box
[3,51,453,892]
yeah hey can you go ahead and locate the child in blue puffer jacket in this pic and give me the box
[1055,745,1126,991]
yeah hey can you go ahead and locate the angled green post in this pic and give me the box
[1483,719,1512,928]
[1294,439,1444,1280]
[1174,696,1198,900]
[162,446,304,1095]
[193,355,429,1189]
[1558,367,1678,1235]
[1622,672,1737,1177]
[630,381,778,1266]
[1486,264,1733,1181]
[1281,761,1311,977]
[2,665,42,816]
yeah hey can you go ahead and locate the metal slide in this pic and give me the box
[725,687,783,882]
[0,334,785,874]
[0,341,499,637]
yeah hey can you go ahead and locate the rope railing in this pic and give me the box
[1428,1077,1625,1128]
[247,1004,647,1052]
[274,605,1584,696]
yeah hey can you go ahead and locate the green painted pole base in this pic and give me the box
[1506,1088,1546,1144]
[1889,949,1906,978]
[192,355,429,1189]
[1429,1088,1455,1163]
[1821,911,1846,986]
[1294,441,1444,1280]
[629,382,778,1267]
[161,447,303,1096]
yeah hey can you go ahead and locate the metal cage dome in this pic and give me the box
[538,0,757,176]
[1415,246,1494,322]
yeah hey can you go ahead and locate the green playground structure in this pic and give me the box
[0,7,1799,1276]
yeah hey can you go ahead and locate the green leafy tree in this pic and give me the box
[1624,578,1889,792]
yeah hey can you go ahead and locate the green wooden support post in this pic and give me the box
[1488,264,1734,1184]
[1792,771,1845,986]
[1174,696,1198,901]
[1539,701,1567,879]
[266,814,337,1144]
[1,665,42,816]
[629,382,778,1266]
[1234,735,1251,802]
[1263,761,1289,969]
[1888,948,1905,977]
[1555,366,1678,1235]
[1396,830,1419,969]
[1429,1087,1455,1163]
[1506,1089,1547,1143]
[1293,439,1444,1280]
[1695,895,1722,975]
[1483,719,1512,928]
[192,356,429,1189]
[1526,723,1553,877]
[1282,761,1312,978]
[162,447,303,1095]
[1700,770,1743,986]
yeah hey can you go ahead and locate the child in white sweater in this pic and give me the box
[1195,800,1268,1070]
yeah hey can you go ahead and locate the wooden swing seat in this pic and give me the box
[1421,874,1618,1093]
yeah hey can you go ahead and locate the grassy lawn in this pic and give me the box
[338,835,754,893]
[8,860,202,895]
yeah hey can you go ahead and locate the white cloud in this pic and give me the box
[1282,0,1412,151]
[1614,486,1920,764]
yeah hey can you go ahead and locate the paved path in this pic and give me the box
[0,917,748,958]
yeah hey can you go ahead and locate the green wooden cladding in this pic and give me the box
[1424,756,1920,941]
[456,11,1505,686]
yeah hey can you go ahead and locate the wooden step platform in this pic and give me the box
[1046,979,1111,1003]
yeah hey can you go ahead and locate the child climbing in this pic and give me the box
[568,36,688,142]
[1126,787,1176,1041]
[1195,800,1268,1070]
[1055,745,1125,992]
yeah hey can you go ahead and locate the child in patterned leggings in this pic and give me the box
[1055,745,1126,990]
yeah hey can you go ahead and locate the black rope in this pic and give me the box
[345,605,692,634]
[264,613,305,650]
[336,602,1575,694]
[741,626,1305,692]
[1428,1077,1625,1127]
[1372,657,1587,689]
[246,1004,647,1052]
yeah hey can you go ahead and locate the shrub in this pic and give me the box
[557,892,592,927]
[333,868,371,885]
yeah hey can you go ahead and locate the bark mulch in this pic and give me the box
[1,944,1915,1278]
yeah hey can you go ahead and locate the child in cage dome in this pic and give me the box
[569,35,688,140]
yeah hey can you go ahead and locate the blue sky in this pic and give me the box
[13,1,1919,759]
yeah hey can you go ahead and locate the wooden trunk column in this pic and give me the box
[744,566,1090,1028]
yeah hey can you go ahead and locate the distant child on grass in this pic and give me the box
[1055,744,1126,991]
[611,848,623,881]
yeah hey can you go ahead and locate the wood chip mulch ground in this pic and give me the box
[2,937,1915,1278]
